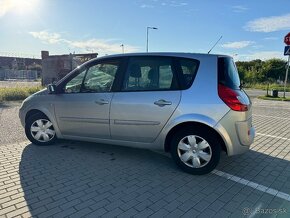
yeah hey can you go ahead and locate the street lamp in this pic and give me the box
[146,26,158,52]
[120,44,124,53]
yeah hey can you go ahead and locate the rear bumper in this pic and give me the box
[236,120,255,146]
[215,112,255,156]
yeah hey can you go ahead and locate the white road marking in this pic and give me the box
[212,170,290,202]
[152,150,290,202]
[253,114,290,120]
[256,133,290,141]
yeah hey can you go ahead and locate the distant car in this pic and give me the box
[19,53,255,175]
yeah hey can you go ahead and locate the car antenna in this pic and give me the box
[207,35,223,54]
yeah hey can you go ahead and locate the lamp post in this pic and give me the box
[146,27,158,52]
[120,44,124,53]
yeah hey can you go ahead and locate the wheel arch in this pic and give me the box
[24,107,62,139]
[164,121,227,153]
[25,109,48,124]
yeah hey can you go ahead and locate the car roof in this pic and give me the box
[94,52,231,61]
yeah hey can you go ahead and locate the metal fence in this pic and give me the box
[0,70,38,81]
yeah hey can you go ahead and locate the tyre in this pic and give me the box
[170,128,220,175]
[25,113,57,146]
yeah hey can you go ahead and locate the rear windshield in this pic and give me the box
[218,57,240,90]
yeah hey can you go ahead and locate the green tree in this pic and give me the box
[236,58,286,84]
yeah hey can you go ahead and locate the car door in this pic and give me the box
[110,56,181,143]
[53,58,122,139]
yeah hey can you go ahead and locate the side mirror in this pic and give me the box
[47,84,56,94]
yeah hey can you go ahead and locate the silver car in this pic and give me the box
[19,53,255,175]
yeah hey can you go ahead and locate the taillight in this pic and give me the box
[218,84,248,111]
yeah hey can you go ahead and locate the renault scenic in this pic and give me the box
[19,53,255,175]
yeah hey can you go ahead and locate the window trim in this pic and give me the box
[55,55,200,94]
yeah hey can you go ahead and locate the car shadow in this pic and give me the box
[19,141,290,217]
[19,141,183,217]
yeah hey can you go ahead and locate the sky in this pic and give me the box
[0,0,290,61]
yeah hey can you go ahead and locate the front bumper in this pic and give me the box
[19,106,26,127]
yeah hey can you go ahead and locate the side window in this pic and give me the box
[178,58,200,89]
[82,62,119,93]
[65,69,86,93]
[122,57,178,91]
[64,60,120,93]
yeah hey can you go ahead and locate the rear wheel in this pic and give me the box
[25,113,57,145]
[170,128,220,175]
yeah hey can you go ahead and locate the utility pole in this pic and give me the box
[283,55,290,98]
[283,33,290,98]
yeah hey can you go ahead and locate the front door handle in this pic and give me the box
[154,99,172,107]
[95,99,109,105]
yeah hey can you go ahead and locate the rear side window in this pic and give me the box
[218,57,241,90]
[177,58,199,89]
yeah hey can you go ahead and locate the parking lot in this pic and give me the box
[1,96,290,217]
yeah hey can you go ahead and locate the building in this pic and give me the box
[0,56,41,70]
[41,51,98,85]
[0,56,41,80]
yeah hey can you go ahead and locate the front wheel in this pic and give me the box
[25,113,57,145]
[170,128,220,175]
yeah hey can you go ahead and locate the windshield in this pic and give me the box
[218,57,241,90]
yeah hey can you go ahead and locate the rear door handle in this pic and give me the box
[95,99,109,105]
[154,99,172,107]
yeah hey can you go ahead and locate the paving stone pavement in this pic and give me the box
[0,99,290,218]
[0,102,26,146]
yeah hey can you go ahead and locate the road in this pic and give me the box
[245,89,290,98]
[0,97,290,217]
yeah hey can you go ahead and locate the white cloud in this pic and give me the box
[140,4,154,8]
[251,45,263,49]
[263,37,278,41]
[232,5,248,13]
[237,51,286,61]
[140,0,187,8]
[68,39,138,54]
[221,41,254,49]
[29,30,139,54]
[29,31,63,44]
[169,2,188,7]
[244,13,290,32]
